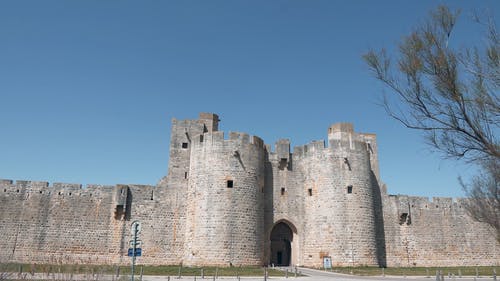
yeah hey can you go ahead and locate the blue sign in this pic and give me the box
[323,256,332,269]
[128,248,142,257]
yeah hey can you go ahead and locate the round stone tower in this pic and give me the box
[300,123,379,267]
[183,130,266,266]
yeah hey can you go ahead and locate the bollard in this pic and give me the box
[201,268,204,279]
[215,268,218,279]
[426,269,429,278]
[382,267,385,277]
[493,268,497,281]
[286,268,288,278]
[168,276,170,281]
[194,276,197,281]
[178,266,182,279]
[212,275,215,281]
[458,269,461,278]
[264,268,267,281]
[436,270,440,281]
[294,266,297,278]
[475,267,479,278]
[140,266,143,281]
[116,266,121,277]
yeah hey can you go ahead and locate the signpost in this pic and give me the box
[129,221,142,281]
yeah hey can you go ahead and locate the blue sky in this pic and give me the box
[0,1,497,197]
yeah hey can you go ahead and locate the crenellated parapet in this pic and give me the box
[384,194,469,223]
[267,123,378,174]
[0,179,135,221]
[386,194,466,209]
[0,179,117,197]
[190,130,265,150]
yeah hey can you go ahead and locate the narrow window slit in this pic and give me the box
[399,213,411,225]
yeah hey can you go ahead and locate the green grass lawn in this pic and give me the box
[327,266,499,276]
[0,263,288,277]
[1,263,498,277]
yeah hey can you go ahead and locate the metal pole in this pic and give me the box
[131,223,138,281]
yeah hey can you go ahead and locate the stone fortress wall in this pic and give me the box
[0,180,129,264]
[266,124,382,267]
[184,130,266,266]
[0,113,497,267]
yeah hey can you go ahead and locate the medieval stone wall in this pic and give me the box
[383,195,498,267]
[265,139,305,267]
[295,129,379,267]
[0,180,128,265]
[120,184,186,265]
[0,112,498,268]
[183,131,266,266]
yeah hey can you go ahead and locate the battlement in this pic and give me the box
[264,123,377,169]
[387,194,466,210]
[270,134,373,160]
[0,178,117,197]
[191,130,265,149]
[292,140,327,158]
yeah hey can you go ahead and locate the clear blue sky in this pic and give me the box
[0,1,497,197]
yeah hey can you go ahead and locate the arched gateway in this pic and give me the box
[270,221,297,266]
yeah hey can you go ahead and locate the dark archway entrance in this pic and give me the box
[270,222,293,266]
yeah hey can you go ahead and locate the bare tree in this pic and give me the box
[363,6,499,240]
[460,159,499,242]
